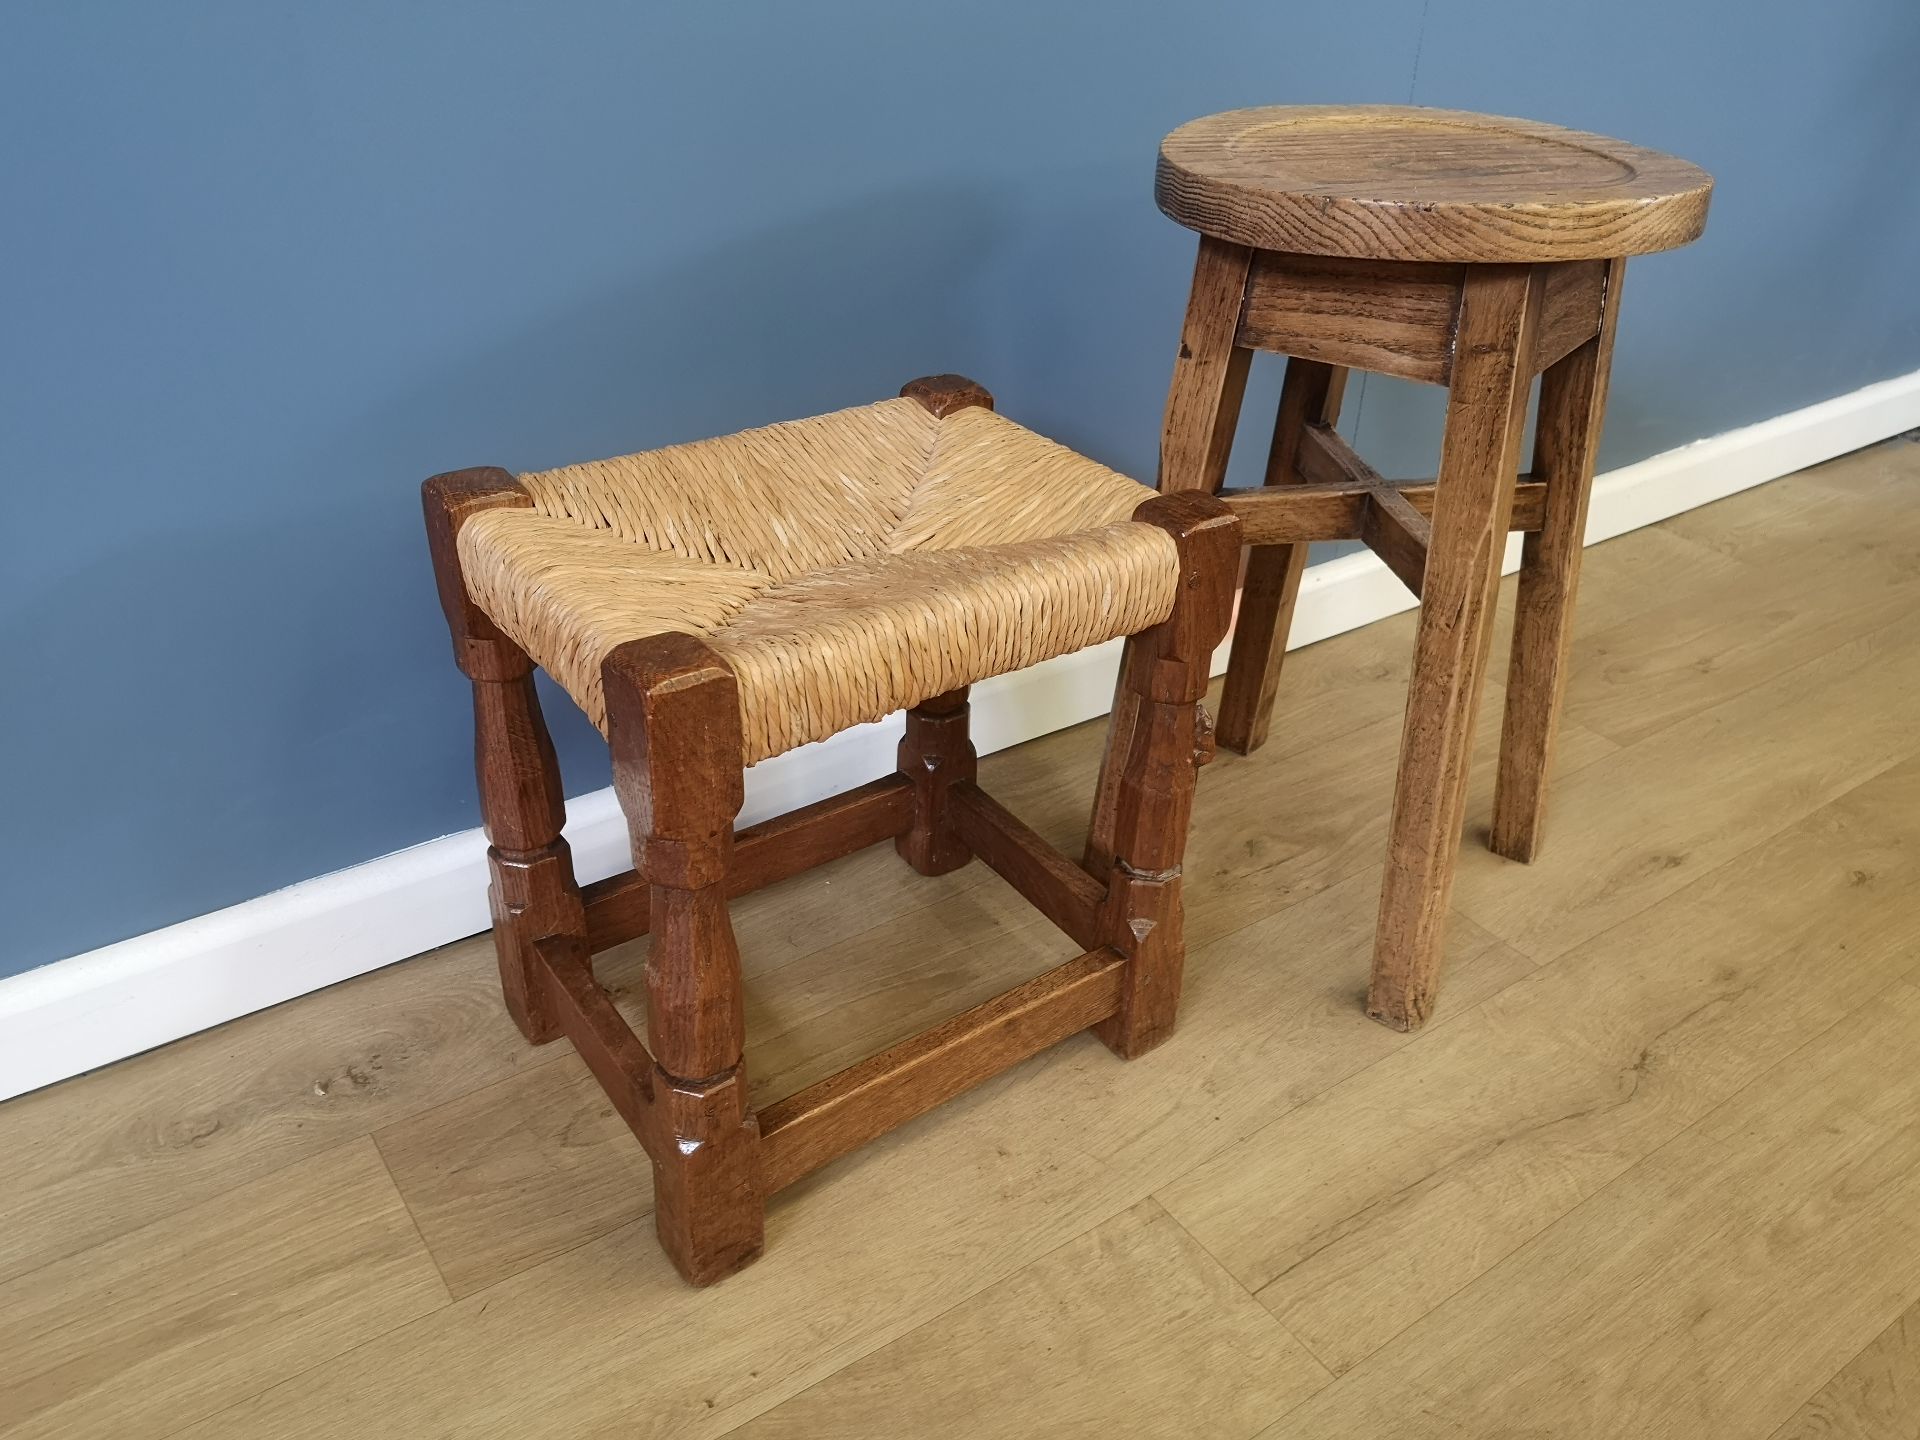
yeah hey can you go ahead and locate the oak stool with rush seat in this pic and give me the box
[1148,105,1713,1030]
[424,375,1238,1286]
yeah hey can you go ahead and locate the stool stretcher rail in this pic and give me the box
[581,774,917,951]
[537,788,1133,1193]
[948,781,1105,950]
[1217,476,1548,545]
[757,947,1127,1192]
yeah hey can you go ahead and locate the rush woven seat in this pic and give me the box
[456,392,1179,762]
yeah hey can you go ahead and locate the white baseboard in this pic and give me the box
[5,368,1917,1100]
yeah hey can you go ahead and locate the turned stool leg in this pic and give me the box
[423,468,586,1046]
[603,633,763,1286]
[1215,358,1349,754]
[1369,266,1543,1032]
[1094,492,1239,1059]
[896,688,977,876]
[1491,257,1626,863]
[471,665,586,1045]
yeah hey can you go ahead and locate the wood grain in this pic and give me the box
[949,780,1104,949]
[1454,615,1920,964]
[1369,264,1543,1030]
[1094,492,1239,1057]
[602,632,762,1286]
[757,948,1125,1192]
[0,933,550,1287]
[581,775,914,949]
[729,1200,1331,1439]
[1082,639,1142,879]
[1358,483,1431,597]
[1159,234,1254,494]
[1483,514,1746,664]
[420,465,530,664]
[1769,1298,1920,1440]
[1104,362,1248,904]
[895,688,977,876]
[365,876,1078,1303]
[1220,475,1549,544]
[1158,105,1712,264]
[1292,420,1384,488]
[1562,462,1920,749]
[1254,979,1920,1438]
[1237,253,1462,384]
[372,1054,653,1298]
[0,1139,446,1439]
[723,873,1086,1104]
[1161,751,1920,1375]
[1529,258,1608,375]
[175,1081,1154,1440]
[1489,255,1625,861]
[378,825,1536,1320]
[536,936,661,1154]
[471,667,582,1044]
[678,781,1029,992]
[1185,672,1617,959]
[1664,432,1920,571]
[899,372,994,418]
[1215,358,1346,754]
[424,465,587,1045]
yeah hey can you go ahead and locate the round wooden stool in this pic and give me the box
[1150,105,1712,1029]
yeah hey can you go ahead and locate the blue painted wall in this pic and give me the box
[5,2,1918,975]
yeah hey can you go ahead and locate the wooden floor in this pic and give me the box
[7,439,1920,1439]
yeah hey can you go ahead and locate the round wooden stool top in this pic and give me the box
[1156,105,1712,265]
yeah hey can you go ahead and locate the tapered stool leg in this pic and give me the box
[424,468,587,1046]
[604,633,763,1286]
[1491,258,1626,863]
[1159,236,1255,496]
[1094,492,1239,1059]
[1369,266,1543,1032]
[1215,358,1348,754]
[1084,642,1144,877]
